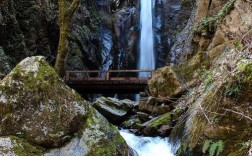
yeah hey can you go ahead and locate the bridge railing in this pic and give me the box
[65,70,154,81]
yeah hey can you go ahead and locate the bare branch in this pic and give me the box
[222,108,252,121]
[68,0,80,16]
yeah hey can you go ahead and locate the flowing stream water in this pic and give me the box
[139,0,155,77]
[120,130,174,156]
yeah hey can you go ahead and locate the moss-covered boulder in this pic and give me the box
[0,56,88,147]
[93,97,135,124]
[142,112,172,136]
[45,108,132,156]
[148,66,185,98]
[0,56,131,156]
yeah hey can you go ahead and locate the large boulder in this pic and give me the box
[93,97,135,124]
[0,56,88,147]
[45,108,131,156]
[148,66,185,98]
[0,56,131,155]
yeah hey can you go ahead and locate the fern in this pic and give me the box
[216,140,224,156]
[202,140,211,153]
[209,142,218,156]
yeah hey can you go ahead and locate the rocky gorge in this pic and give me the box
[0,0,252,155]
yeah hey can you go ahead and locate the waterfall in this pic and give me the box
[120,130,174,156]
[139,0,155,77]
[100,26,113,71]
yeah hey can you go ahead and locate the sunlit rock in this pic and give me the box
[148,66,185,98]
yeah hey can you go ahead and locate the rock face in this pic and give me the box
[0,0,59,67]
[0,56,131,155]
[145,0,252,155]
[93,97,135,124]
[174,49,252,156]
[0,0,140,74]
[160,0,193,66]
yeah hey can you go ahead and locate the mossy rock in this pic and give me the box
[45,108,132,156]
[148,66,185,98]
[0,56,89,148]
[0,136,44,156]
[142,112,172,136]
[93,97,134,125]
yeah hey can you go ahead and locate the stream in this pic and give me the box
[120,130,174,156]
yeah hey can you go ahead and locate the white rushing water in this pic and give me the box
[139,0,155,77]
[120,130,174,156]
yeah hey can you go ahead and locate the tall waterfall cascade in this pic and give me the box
[139,0,155,77]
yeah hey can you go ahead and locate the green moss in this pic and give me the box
[148,113,171,129]
[83,108,128,156]
[173,51,211,82]
[0,57,90,147]
[2,136,44,156]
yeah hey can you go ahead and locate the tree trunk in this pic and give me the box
[55,20,70,77]
[55,0,80,78]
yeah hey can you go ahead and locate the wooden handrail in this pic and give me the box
[67,70,154,73]
[65,70,154,81]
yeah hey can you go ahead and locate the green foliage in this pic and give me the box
[202,140,224,156]
[209,142,218,156]
[203,72,214,91]
[202,140,211,153]
[234,40,242,50]
[213,115,221,124]
[225,84,241,96]
[216,140,224,156]
[239,140,251,151]
[194,0,236,36]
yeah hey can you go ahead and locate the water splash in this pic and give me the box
[120,130,174,156]
[139,0,155,77]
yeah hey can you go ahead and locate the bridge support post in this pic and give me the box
[105,71,110,80]
[65,71,70,81]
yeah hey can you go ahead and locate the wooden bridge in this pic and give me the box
[65,70,154,94]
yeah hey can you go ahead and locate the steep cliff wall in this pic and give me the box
[148,0,252,155]
[0,0,140,74]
